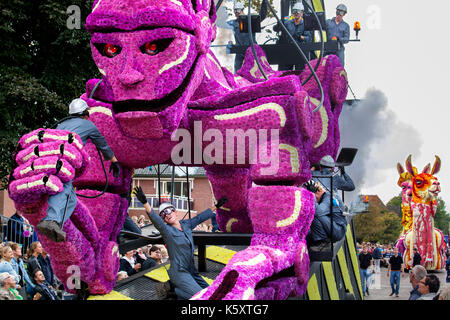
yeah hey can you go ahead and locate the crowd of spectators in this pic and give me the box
[355,241,450,300]
[117,245,168,282]
[0,240,62,300]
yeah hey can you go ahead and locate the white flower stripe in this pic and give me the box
[159,36,191,75]
[233,253,266,266]
[214,103,286,127]
[276,190,302,228]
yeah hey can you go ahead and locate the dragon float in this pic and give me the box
[396,155,447,270]
[8,0,348,299]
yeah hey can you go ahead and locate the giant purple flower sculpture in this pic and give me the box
[8,0,347,298]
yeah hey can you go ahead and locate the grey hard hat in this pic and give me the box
[320,155,336,168]
[336,4,347,13]
[69,98,89,115]
[158,202,175,214]
[292,2,304,11]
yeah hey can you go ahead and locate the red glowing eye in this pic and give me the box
[104,44,118,57]
[144,42,158,55]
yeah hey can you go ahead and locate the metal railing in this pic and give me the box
[131,194,194,212]
[1,215,38,254]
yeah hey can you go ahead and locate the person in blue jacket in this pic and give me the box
[9,242,35,299]
[225,0,268,72]
[36,98,121,243]
[133,186,227,300]
[325,4,350,67]
[274,2,313,71]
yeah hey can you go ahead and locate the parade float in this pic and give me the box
[7,0,358,299]
[396,155,447,270]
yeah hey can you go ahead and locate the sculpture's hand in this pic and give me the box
[9,128,89,205]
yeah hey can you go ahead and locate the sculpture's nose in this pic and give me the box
[118,58,145,86]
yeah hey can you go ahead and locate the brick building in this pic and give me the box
[128,165,214,222]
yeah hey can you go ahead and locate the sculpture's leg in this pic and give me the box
[205,167,253,233]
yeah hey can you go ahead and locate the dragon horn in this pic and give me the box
[431,155,441,175]
[405,154,415,176]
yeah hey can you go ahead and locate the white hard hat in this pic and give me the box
[69,98,89,115]
[292,2,304,11]
[320,155,336,168]
[158,202,175,215]
[336,4,347,13]
[234,2,244,10]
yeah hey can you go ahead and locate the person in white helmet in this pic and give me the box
[226,0,268,72]
[36,98,120,243]
[133,186,227,300]
[274,2,312,71]
[325,4,350,67]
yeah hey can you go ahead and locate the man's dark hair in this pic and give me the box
[425,274,440,293]
[32,268,43,279]
[149,246,161,253]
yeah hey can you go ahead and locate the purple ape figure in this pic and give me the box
[8,0,348,299]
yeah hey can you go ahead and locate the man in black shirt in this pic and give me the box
[412,248,421,267]
[387,247,404,297]
[358,245,373,296]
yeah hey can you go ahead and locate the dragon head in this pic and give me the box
[85,0,216,141]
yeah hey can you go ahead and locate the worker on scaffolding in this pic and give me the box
[36,99,121,243]
[325,4,350,67]
[133,186,227,300]
[225,0,268,72]
[274,2,312,71]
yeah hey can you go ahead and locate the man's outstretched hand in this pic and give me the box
[133,186,147,204]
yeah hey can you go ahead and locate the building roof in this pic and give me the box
[134,165,207,178]
[363,195,386,209]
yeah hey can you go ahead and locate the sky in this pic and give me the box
[211,0,450,209]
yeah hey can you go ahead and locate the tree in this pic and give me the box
[386,193,402,218]
[354,200,402,244]
[434,197,450,235]
[0,0,98,187]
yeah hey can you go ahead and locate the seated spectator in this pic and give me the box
[409,265,427,300]
[117,271,128,282]
[417,274,440,300]
[0,246,21,289]
[305,181,348,251]
[9,242,35,299]
[38,248,56,288]
[32,269,60,300]
[148,246,163,265]
[0,272,22,300]
[138,215,147,227]
[135,247,157,271]
[119,250,141,276]
[26,241,43,280]
[156,245,169,263]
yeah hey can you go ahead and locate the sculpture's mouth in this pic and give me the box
[112,56,198,115]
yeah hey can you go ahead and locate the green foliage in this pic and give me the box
[0,0,98,187]
[386,193,402,218]
[434,197,450,235]
[354,203,402,244]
